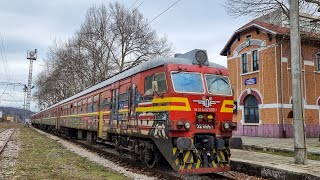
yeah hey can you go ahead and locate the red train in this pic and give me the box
[31,49,237,174]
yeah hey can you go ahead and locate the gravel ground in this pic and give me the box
[34,128,158,180]
[0,129,20,179]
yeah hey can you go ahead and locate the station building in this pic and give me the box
[220,12,320,138]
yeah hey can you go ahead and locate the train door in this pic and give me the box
[57,106,61,129]
[98,93,103,139]
[110,88,119,128]
[130,84,138,129]
[98,90,112,139]
[55,108,60,130]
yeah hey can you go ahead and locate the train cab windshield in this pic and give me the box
[205,74,232,96]
[171,72,232,95]
[171,72,204,93]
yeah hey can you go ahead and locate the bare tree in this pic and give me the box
[34,2,173,106]
[108,2,172,72]
[225,0,319,19]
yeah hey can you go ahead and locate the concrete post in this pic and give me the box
[289,0,307,164]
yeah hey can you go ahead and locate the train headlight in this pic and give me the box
[184,122,191,130]
[223,122,230,130]
[177,121,184,129]
[196,50,207,65]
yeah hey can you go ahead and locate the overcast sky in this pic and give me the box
[0,0,251,111]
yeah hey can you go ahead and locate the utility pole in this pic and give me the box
[289,0,307,164]
[26,49,37,111]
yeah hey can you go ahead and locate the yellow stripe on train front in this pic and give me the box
[220,100,234,113]
[183,151,190,163]
[136,97,191,112]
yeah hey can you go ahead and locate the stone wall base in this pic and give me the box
[233,124,320,138]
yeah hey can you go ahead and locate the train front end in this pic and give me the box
[150,49,237,174]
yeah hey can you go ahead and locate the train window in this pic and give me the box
[118,93,129,110]
[144,73,168,95]
[205,74,232,96]
[154,73,168,93]
[67,104,71,115]
[82,99,87,113]
[77,101,82,114]
[88,97,93,113]
[64,106,67,115]
[144,75,153,95]
[101,98,109,110]
[74,102,77,114]
[171,72,204,93]
[93,95,99,112]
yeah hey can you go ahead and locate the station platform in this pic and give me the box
[230,136,320,180]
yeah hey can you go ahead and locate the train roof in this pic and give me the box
[35,49,226,115]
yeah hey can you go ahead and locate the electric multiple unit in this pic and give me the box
[31,49,237,174]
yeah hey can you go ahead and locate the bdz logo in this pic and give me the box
[193,97,220,108]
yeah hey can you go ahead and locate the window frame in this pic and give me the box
[204,74,233,96]
[82,99,87,113]
[170,71,205,94]
[154,72,168,94]
[243,95,259,124]
[144,72,168,95]
[252,50,259,71]
[73,102,77,114]
[316,52,320,72]
[144,75,154,95]
[87,97,93,113]
[92,95,99,112]
[241,53,248,74]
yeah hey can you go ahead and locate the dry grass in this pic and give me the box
[13,125,127,180]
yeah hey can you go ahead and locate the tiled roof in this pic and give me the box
[220,20,320,56]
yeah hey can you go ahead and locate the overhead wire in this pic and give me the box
[0,33,9,82]
[132,0,144,12]
[129,0,140,9]
[0,33,10,106]
[145,0,182,26]
[0,33,21,107]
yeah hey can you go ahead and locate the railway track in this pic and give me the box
[58,136,237,179]
[0,128,15,155]
[33,127,238,180]
[66,138,183,180]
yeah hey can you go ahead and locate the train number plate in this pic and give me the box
[196,124,214,129]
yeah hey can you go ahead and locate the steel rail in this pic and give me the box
[0,128,15,155]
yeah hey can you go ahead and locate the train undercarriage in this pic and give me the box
[32,123,231,174]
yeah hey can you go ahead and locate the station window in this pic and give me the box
[252,50,259,71]
[245,34,251,46]
[244,95,259,123]
[241,53,248,73]
[317,53,320,71]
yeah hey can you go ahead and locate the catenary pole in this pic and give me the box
[289,0,307,164]
[26,49,37,111]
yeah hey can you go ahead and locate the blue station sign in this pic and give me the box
[245,77,256,86]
